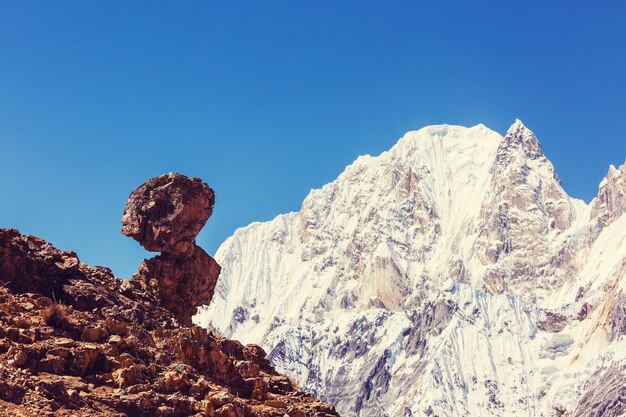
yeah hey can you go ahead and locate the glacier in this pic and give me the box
[196,121,626,417]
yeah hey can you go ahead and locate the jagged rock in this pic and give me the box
[0,228,79,299]
[264,399,287,409]
[81,326,108,342]
[121,173,215,256]
[133,245,220,326]
[574,364,626,417]
[122,173,221,325]
[105,317,128,336]
[591,160,626,233]
[215,403,244,417]
[113,364,149,388]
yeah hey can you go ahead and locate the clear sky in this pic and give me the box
[1,1,625,279]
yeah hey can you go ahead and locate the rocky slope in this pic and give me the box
[0,173,339,417]
[197,122,626,417]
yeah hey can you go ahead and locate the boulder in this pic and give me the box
[121,173,215,257]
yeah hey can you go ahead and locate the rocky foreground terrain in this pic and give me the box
[199,121,626,416]
[0,174,338,417]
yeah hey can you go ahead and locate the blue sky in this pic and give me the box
[1,1,625,278]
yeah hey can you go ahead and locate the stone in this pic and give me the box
[8,348,28,368]
[0,229,77,298]
[55,338,76,348]
[265,399,288,409]
[121,173,215,256]
[112,364,148,388]
[215,403,244,417]
[71,346,101,375]
[37,354,66,374]
[105,317,128,336]
[207,391,232,407]
[235,361,260,378]
[81,326,108,342]
[108,335,125,346]
[133,246,220,326]
[287,407,306,417]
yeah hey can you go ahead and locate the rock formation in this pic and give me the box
[0,198,338,416]
[122,173,221,325]
[591,159,626,232]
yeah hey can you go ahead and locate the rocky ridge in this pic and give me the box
[0,173,339,417]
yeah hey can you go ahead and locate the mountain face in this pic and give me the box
[196,122,626,417]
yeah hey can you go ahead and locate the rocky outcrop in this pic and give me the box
[122,173,220,325]
[475,120,574,296]
[591,160,626,234]
[573,364,626,417]
[0,228,338,417]
[135,247,221,327]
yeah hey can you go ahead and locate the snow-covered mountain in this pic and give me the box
[196,121,626,417]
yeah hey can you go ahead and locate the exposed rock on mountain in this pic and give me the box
[134,246,221,328]
[198,122,626,417]
[0,174,338,417]
[122,173,220,325]
[591,160,626,233]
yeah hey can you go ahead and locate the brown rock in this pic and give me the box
[201,400,216,416]
[0,229,77,299]
[133,246,220,326]
[0,380,25,402]
[110,352,135,369]
[235,361,260,378]
[105,317,128,336]
[14,317,29,329]
[207,391,233,407]
[269,376,293,395]
[8,347,28,368]
[108,335,125,346]
[55,338,76,348]
[71,346,101,375]
[113,364,148,388]
[215,403,244,417]
[161,369,190,392]
[265,399,288,408]
[244,377,268,401]
[81,326,108,342]
[121,173,215,256]
[38,354,66,374]
[287,407,306,417]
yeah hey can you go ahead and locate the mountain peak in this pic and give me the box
[593,159,626,229]
[510,118,526,129]
[500,119,543,160]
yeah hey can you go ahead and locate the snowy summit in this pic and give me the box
[197,121,626,417]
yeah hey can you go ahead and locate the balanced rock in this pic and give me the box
[122,173,220,325]
[121,173,215,257]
